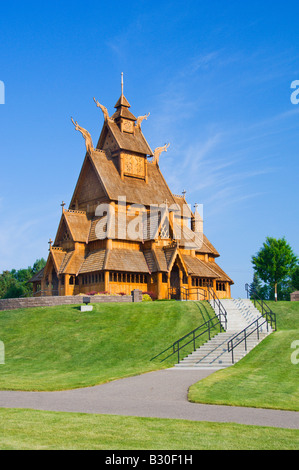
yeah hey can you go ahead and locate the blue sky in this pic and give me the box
[0,0,298,297]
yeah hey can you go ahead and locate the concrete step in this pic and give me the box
[175,298,273,369]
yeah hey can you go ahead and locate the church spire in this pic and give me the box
[112,73,137,131]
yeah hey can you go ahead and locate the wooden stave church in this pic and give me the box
[30,89,233,300]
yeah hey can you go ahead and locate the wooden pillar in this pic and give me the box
[104,271,109,293]
[167,272,171,299]
[179,270,183,300]
[226,282,231,299]
[188,275,192,300]
[157,272,163,300]
[64,274,70,296]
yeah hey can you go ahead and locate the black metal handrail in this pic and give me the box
[168,286,208,301]
[207,287,228,331]
[181,286,208,301]
[150,302,224,363]
[245,284,277,331]
[168,285,228,330]
[227,314,270,364]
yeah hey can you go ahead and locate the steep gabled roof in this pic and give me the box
[103,120,153,155]
[51,248,68,273]
[90,151,176,206]
[63,210,91,243]
[54,210,91,245]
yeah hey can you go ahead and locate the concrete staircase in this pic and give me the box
[175,299,273,369]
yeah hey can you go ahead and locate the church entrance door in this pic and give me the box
[52,270,59,296]
[170,264,181,300]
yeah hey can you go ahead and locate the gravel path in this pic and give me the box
[0,369,298,429]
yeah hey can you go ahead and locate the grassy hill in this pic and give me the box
[0,408,298,450]
[0,300,217,391]
[189,301,299,411]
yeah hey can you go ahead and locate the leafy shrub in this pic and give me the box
[142,291,157,301]
[142,294,152,302]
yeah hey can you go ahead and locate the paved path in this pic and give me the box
[0,369,298,429]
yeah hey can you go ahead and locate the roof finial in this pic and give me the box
[121,72,124,95]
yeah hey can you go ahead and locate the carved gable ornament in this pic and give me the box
[123,153,145,179]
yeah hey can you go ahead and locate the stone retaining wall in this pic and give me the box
[0,294,133,311]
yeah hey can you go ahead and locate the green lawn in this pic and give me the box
[0,300,217,391]
[0,408,298,450]
[189,301,299,411]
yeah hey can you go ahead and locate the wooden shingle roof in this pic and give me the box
[29,267,45,283]
[103,120,152,155]
[206,262,234,284]
[63,210,91,243]
[90,151,176,207]
[79,250,106,274]
[182,255,219,279]
[153,247,168,272]
[105,249,149,273]
[58,252,74,274]
[143,250,158,273]
[51,248,68,273]
[54,211,91,245]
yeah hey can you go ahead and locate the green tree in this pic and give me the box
[249,273,271,300]
[252,237,298,302]
[291,265,299,291]
[249,273,262,297]
[32,258,46,275]
[0,258,46,299]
